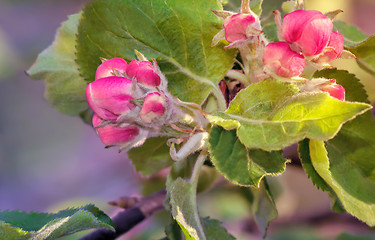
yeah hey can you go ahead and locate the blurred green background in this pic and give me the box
[1,0,375,239]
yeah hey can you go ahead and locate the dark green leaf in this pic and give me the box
[0,205,114,240]
[76,0,236,105]
[309,140,375,226]
[208,80,371,151]
[27,13,88,116]
[336,233,375,240]
[250,179,278,238]
[308,69,375,219]
[167,178,205,240]
[165,220,183,240]
[263,22,278,42]
[334,20,368,48]
[304,68,375,223]
[208,126,289,187]
[128,137,174,176]
[346,35,375,77]
[201,217,236,240]
[298,139,344,212]
[313,68,370,103]
[298,139,332,193]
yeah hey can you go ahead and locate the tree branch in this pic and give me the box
[79,189,167,240]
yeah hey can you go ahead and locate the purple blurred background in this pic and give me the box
[0,0,139,213]
[1,0,375,239]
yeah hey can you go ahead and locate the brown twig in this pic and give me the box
[79,189,167,240]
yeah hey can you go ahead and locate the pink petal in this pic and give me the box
[315,31,344,63]
[140,92,166,123]
[86,76,134,121]
[263,41,305,78]
[223,13,256,42]
[321,82,345,101]
[282,10,333,56]
[92,114,139,146]
[95,58,127,80]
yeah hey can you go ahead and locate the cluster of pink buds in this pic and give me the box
[263,10,344,77]
[86,57,173,149]
[262,9,346,100]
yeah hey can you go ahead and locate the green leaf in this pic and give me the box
[208,80,371,151]
[76,0,237,105]
[336,233,375,240]
[250,0,263,16]
[0,205,114,240]
[313,68,370,103]
[165,220,183,240]
[333,20,368,47]
[167,178,206,240]
[27,13,88,116]
[298,139,345,213]
[346,35,375,77]
[309,140,375,226]
[250,179,278,238]
[208,126,289,187]
[128,137,174,176]
[201,217,236,240]
[263,22,278,43]
[298,139,332,193]
[303,69,375,217]
[0,222,30,240]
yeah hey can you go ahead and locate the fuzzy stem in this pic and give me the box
[241,0,251,13]
[190,152,207,190]
[226,69,251,85]
[212,85,227,111]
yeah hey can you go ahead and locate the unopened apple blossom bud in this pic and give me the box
[314,31,344,63]
[86,76,135,121]
[263,41,305,78]
[282,10,333,56]
[140,92,166,124]
[95,58,127,80]
[320,79,345,101]
[92,114,140,146]
[126,60,161,87]
[223,13,257,42]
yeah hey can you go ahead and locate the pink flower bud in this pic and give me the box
[126,60,161,87]
[140,92,166,124]
[223,13,256,42]
[92,114,139,146]
[320,79,345,101]
[282,10,333,56]
[86,76,135,121]
[95,58,127,80]
[314,31,344,63]
[263,42,305,78]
